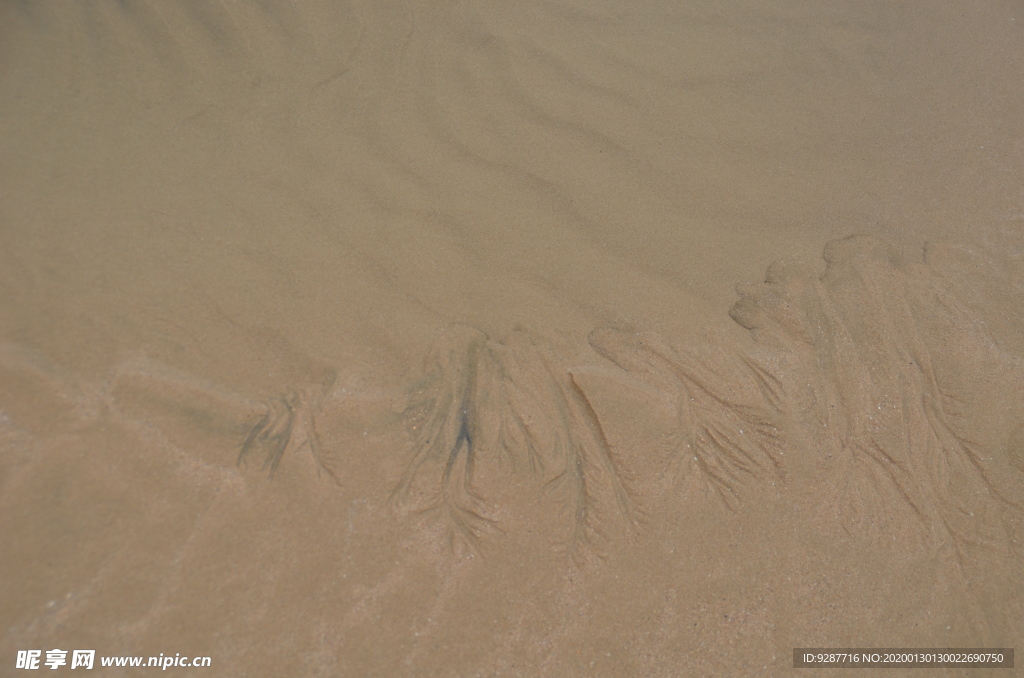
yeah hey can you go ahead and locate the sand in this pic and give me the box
[1,1,1022,675]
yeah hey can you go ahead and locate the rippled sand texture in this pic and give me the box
[380,236,1024,563]
[2,1,1024,676]
[4,236,1020,674]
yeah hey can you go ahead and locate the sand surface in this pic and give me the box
[2,1,1023,675]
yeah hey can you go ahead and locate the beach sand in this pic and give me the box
[1,1,1022,675]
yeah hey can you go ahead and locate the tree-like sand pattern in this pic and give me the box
[9,236,1019,564]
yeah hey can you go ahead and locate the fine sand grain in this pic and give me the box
[2,1,1022,675]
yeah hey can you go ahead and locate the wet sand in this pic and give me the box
[1,1,1022,675]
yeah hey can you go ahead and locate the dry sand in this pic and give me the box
[2,1,1023,676]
